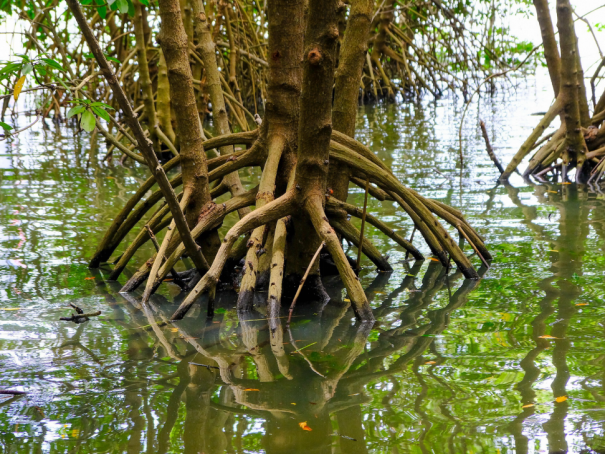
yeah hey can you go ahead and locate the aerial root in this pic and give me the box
[123,186,259,294]
[171,192,296,320]
[90,130,259,268]
[502,99,605,181]
[141,190,192,304]
[305,196,375,322]
[330,218,392,272]
[267,217,288,319]
[325,198,423,260]
[104,130,486,316]
[237,135,285,312]
[329,141,480,278]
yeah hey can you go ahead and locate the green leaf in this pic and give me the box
[0,62,22,76]
[139,0,148,5]
[67,105,86,118]
[127,0,134,17]
[95,0,107,18]
[116,0,128,14]
[0,121,13,131]
[37,66,46,76]
[40,58,65,71]
[107,56,121,64]
[91,106,110,122]
[22,62,33,76]
[80,109,96,132]
[90,101,114,109]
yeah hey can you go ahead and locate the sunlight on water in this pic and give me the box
[2,75,605,453]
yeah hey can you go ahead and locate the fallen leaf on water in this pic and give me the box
[538,335,559,339]
[522,404,534,408]
[84,277,95,280]
[576,303,589,306]
[555,396,568,403]
[299,422,312,431]
[14,75,26,101]
[291,403,297,405]
[244,388,260,392]
[425,361,437,365]
[0,308,19,311]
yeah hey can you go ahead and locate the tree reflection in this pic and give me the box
[56,260,478,454]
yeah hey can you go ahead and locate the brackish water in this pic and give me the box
[2,78,605,453]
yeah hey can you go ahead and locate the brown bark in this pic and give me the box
[157,0,221,258]
[66,0,210,274]
[157,50,176,144]
[239,0,306,308]
[133,0,159,151]
[294,0,374,320]
[328,0,374,208]
[556,0,588,179]
[193,0,250,219]
[533,0,561,97]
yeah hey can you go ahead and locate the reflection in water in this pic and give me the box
[6,267,479,453]
[4,79,605,452]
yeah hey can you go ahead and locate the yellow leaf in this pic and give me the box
[547,191,557,194]
[538,335,558,339]
[555,396,567,403]
[14,75,26,101]
[299,422,312,431]
[170,328,178,332]
[291,403,297,405]
[84,277,95,280]
[576,303,589,306]
[0,308,19,311]
[562,182,572,185]
[343,298,351,303]
[244,388,260,391]
[429,258,440,262]
[548,250,558,252]
[522,404,534,408]
[425,361,437,365]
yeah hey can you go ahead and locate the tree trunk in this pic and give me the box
[157,0,221,259]
[133,0,159,152]
[556,0,588,180]
[294,0,374,320]
[193,0,251,219]
[329,0,374,202]
[533,0,561,97]
[157,49,176,144]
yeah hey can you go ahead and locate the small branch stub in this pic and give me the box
[308,48,322,65]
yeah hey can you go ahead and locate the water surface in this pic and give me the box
[2,78,605,453]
